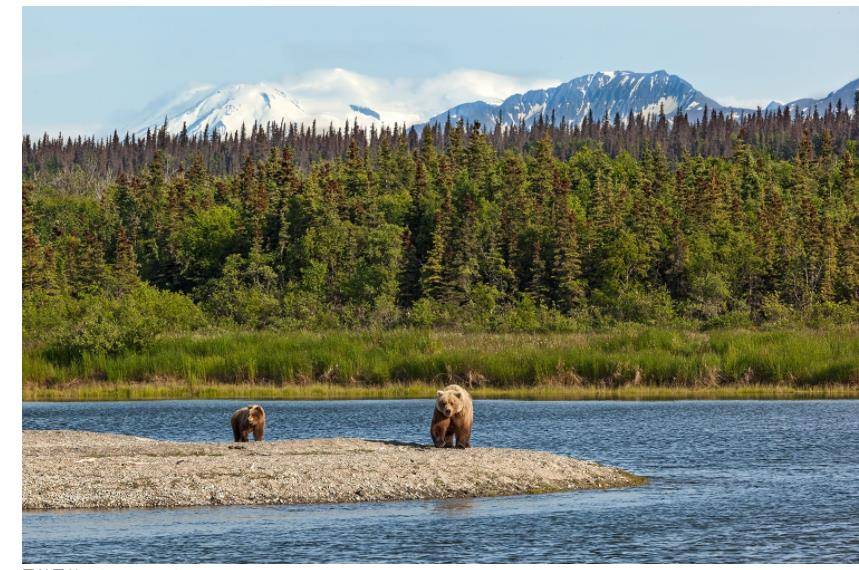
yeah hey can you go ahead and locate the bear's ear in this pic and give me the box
[437,390,444,397]
[455,390,463,398]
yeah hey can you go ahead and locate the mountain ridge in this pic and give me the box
[128,70,859,137]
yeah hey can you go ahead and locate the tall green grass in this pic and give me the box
[23,381,859,402]
[23,325,859,401]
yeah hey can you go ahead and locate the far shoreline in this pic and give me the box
[22,381,859,402]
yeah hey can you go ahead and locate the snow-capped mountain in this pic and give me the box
[423,70,741,129]
[128,68,552,137]
[127,70,859,137]
[764,100,785,113]
[779,77,859,116]
[131,82,385,137]
[424,71,859,130]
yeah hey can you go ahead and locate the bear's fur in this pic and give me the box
[430,384,473,448]
[231,404,266,442]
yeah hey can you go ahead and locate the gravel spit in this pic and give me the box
[23,430,645,510]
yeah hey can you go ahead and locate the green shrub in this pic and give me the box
[43,284,206,360]
[804,302,859,327]
[280,290,341,330]
[407,298,446,328]
[175,205,242,286]
[688,273,731,320]
[759,293,799,327]
[610,285,677,325]
[23,291,75,350]
[499,294,543,332]
[461,284,503,331]
[202,252,281,328]
[703,304,754,330]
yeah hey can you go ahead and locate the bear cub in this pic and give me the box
[430,384,473,448]
[231,404,266,442]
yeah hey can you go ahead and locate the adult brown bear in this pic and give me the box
[231,404,266,442]
[430,384,473,448]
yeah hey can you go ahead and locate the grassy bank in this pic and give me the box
[23,381,859,402]
[23,325,859,401]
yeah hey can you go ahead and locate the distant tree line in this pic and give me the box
[23,94,859,181]
[22,103,859,356]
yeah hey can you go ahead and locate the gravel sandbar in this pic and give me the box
[23,430,644,509]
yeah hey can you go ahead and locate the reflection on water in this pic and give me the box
[432,497,476,515]
[23,399,859,563]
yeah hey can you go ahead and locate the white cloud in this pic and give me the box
[277,67,560,125]
[24,122,105,138]
[713,95,772,110]
[30,68,563,136]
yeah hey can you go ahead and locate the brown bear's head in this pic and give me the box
[247,405,264,426]
[436,388,465,418]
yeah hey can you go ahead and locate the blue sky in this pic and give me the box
[23,6,859,135]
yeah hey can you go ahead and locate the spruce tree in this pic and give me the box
[113,226,139,294]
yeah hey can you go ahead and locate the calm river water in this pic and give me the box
[22,399,859,563]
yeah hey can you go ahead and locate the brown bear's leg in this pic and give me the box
[232,423,242,442]
[444,423,455,448]
[455,425,472,449]
[431,413,451,448]
[253,425,264,441]
[240,431,250,443]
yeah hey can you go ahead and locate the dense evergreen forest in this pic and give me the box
[22,103,859,359]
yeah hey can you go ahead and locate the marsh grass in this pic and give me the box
[23,325,859,401]
[22,381,859,402]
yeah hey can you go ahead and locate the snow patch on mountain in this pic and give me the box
[132,83,315,136]
[128,68,558,137]
[126,69,858,138]
[639,96,679,119]
[778,78,859,116]
[423,70,723,129]
[765,100,785,112]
